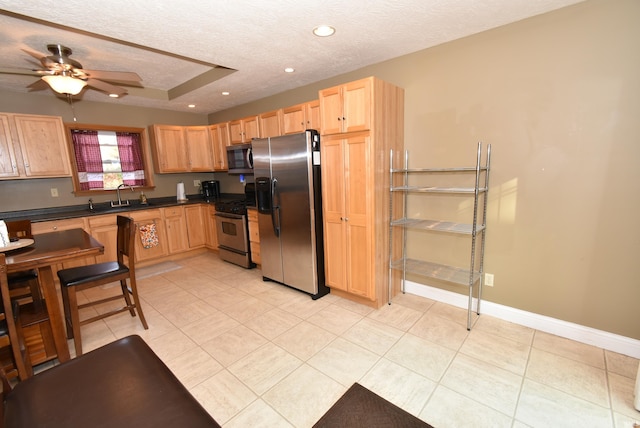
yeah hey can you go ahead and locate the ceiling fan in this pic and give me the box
[0,44,142,97]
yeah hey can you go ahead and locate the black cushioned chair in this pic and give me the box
[57,215,148,356]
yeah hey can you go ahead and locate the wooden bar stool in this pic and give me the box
[57,216,148,356]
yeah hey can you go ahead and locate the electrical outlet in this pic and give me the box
[484,273,494,287]
[193,179,201,187]
[50,188,59,197]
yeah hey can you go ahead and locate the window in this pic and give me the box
[66,124,155,195]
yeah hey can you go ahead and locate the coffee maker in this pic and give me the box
[201,180,220,202]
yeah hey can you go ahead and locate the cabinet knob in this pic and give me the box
[337,117,341,121]
[53,226,58,230]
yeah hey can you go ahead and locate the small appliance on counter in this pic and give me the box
[202,180,220,202]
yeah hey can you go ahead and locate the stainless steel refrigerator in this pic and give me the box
[251,130,329,299]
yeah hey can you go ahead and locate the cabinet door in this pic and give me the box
[305,100,320,131]
[259,110,282,138]
[344,134,373,299]
[0,114,18,178]
[163,206,189,254]
[129,210,168,262]
[185,205,206,248]
[247,209,261,265]
[342,79,371,133]
[228,119,244,145]
[204,205,218,249]
[13,114,71,177]
[88,215,118,264]
[185,126,213,171]
[319,86,343,135]
[151,125,189,172]
[209,123,229,171]
[243,116,260,142]
[282,104,306,135]
[321,137,346,291]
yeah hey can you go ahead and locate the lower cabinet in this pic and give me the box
[204,205,218,250]
[247,209,260,265]
[128,209,168,263]
[163,206,189,254]
[185,205,206,249]
[87,215,118,264]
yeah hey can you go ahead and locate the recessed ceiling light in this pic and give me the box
[109,93,119,98]
[313,25,335,37]
[284,67,295,73]
[188,104,196,108]
[222,91,230,96]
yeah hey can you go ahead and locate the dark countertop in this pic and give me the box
[0,193,246,223]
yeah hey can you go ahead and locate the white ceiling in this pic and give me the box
[0,0,584,115]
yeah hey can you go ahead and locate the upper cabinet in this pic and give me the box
[209,122,230,171]
[259,110,282,138]
[150,124,213,173]
[282,100,320,135]
[319,79,371,135]
[229,115,259,145]
[0,113,71,179]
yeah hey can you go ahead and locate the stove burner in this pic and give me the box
[215,199,247,215]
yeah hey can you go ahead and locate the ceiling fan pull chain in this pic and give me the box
[66,94,78,122]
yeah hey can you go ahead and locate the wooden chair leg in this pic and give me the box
[120,280,135,317]
[129,277,148,329]
[67,287,83,357]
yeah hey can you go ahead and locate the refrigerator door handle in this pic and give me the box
[272,178,281,237]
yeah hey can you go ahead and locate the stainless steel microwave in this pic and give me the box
[226,143,253,174]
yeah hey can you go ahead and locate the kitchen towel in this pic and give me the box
[0,220,9,247]
[138,223,159,249]
[177,182,186,201]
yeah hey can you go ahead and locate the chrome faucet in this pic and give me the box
[111,184,134,207]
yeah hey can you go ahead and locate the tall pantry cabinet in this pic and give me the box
[319,76,404,307]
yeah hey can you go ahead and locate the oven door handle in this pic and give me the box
[272,178,280,237]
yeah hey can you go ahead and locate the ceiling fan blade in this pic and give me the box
[81,69,142,84]
[86,78,128,96]
[0,67,42,77]
[21,47,47,61]
[26,79,50,92]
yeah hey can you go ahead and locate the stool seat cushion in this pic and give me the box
[3,335,220,428]
[7,269,37,283]
[58,262,128,288]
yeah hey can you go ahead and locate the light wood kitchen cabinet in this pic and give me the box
[319,77,404,307]
[128,209,168,263]
[282,100,320,135]
[319,78,371,135]
[87,214,118,264]
[0,113,71,179]
[185,205,206,248]
[204,205,218,249]
[163,206,189,254]
[184,126,214,171]
[259,110,282,138]
[247,209,260,265]
[150,124,214,173]
[229,115,259,145]
[209,122,230,171]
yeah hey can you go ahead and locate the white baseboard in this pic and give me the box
[404,280,640,359]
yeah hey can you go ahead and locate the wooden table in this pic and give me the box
[4,228,104,363]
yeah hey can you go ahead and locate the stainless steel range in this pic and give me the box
[215,200,254,269]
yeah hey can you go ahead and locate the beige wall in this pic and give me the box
[210,0,640,339]
[1,0,637,339]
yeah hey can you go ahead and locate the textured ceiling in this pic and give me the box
[0,0,584,115]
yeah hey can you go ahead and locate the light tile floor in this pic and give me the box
[49,253,639,428]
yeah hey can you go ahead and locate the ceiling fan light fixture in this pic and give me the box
[42,75,87,95]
